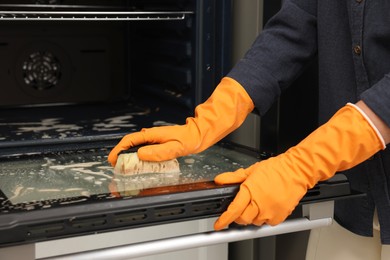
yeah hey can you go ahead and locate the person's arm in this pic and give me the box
[356,100,390,143]
[229,0,318,115]
[360,73,390,143]
[213,67,390,230]
[214,102,387,230]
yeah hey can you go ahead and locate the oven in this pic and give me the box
[0,1,360,260]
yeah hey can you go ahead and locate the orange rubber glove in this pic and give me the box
[108,77,254,165]
[214,103,386,230]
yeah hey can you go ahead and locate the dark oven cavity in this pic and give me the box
[0,0,232,155]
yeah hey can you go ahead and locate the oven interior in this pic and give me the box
[0,0,231,155]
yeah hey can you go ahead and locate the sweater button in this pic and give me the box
[353,45,362,55]
[356,0,363,3]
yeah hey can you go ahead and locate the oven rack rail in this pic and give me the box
[0,11,193,21]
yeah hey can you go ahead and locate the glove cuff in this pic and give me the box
[347,102,386,149]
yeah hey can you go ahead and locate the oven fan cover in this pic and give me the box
[15,41,71,98]
[22,50,61,91]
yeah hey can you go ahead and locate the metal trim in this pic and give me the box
[39,217,332,260]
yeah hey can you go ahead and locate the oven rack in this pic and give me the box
[0,11,194,21]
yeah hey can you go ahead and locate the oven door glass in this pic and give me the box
[0,142,260,213]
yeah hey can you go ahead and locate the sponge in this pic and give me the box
[114,152,180,175]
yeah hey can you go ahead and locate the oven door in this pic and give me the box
[0,141,359,249]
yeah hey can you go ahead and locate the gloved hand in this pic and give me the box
[108,77,254,165]
[214,103,386,230]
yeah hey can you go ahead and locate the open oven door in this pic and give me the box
[0,140,362,260]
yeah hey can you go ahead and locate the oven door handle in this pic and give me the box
[40,217,332,260]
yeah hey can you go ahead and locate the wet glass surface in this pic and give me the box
[0,144,260,213]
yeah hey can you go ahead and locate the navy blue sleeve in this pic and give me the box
[361,73,390,127]
[227,0,318,115]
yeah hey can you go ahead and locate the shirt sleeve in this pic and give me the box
[227,0,318,115]
[361,73,390,127]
